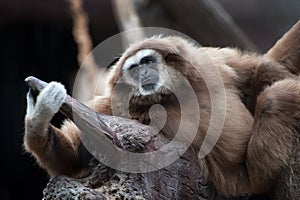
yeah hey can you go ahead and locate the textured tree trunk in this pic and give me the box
[41,139,300,200]
[42,149,300,200]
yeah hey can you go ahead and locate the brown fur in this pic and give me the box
[24,24,300,197]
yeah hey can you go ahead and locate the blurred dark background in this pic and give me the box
[0,0,299,199]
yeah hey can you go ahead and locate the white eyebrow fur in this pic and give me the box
[123,49,156,71]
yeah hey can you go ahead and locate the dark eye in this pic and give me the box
[140,56,156,65]
[128,63,139,70]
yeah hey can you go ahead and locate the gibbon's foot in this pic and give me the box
[26,81,67,122]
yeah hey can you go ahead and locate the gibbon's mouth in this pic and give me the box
[139,83,160,96]
[142,83,156,91]
[139,75,160,95]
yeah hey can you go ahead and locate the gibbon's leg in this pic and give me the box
[247,78,300,194]
[24,82,85,177]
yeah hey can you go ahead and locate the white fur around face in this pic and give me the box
[121,49,166,96]
[123,49,157,71]
[26,82,67,126]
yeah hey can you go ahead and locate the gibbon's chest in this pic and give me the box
[127,103,181,135]
[127,102,206,141]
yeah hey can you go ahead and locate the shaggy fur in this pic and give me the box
[24,21,300,196]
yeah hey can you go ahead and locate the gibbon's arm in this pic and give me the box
[207,78,300,196]
[24,82,111,177]
[246,79,300,193]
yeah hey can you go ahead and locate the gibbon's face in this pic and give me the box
[121,49,171,96]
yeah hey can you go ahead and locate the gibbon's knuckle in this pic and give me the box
[43,82,66,100]
[35,82,66,114]
[48,82,67,101]
[47,82,66,93]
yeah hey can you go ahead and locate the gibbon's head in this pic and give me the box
[108,36,201,104]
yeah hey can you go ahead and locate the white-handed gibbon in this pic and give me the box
[24,24,300,197]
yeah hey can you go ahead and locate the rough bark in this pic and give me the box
[41,152,299,200]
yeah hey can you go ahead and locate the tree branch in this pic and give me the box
[136,0,257,51]
[112,0,146,46]
[68,0,103,102]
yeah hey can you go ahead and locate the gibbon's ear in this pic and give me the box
[266,20,300,74]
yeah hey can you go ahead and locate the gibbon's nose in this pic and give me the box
[139,66,159,85]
